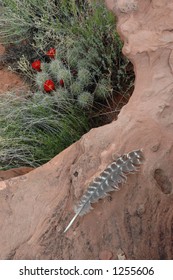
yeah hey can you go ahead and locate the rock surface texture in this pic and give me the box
[0,0,173,259]
[0,167,34,181]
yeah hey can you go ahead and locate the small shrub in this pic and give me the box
[77,91,93,108]
[95,77,111,99]
[49,59,64,79]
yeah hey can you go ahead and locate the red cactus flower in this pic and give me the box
[44,79,55,92]
[46,48,56,59]
[31,60,41,71]
[59,79,64,87]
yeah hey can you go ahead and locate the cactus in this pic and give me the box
[95,78,112,99]
[49,59,64,79]
[41,62,50,73]
[57,69,72,86]
[77,91,93,108]
[77,68,92,87]
[35,72,50,90]
[70,82,83,96]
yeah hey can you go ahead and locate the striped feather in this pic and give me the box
[64,149,144,233]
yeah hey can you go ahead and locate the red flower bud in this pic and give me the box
[59,79,64,87]
[71,69,77,76]
[46,48,56,59]
[61,58,67,65]
[31,60,41,71]
[44,79,55,92]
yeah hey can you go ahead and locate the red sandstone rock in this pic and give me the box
[99,250,113,260]
[0,167,34,181]
[0,0,173,259]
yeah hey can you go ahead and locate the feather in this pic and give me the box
[64,149,144,233]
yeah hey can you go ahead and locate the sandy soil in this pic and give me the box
[0,44,27,93]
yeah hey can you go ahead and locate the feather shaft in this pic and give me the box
[63,212,79,233]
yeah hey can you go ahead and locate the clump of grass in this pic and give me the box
[0,91,90,169]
